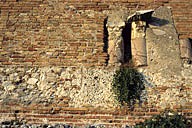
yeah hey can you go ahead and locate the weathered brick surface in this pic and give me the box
[0,104,191,127]
[0,0,191,66]
[0,0,192,127]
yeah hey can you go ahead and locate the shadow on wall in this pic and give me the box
[103,17,109,53]
[103,17,109,65]
[148,17,169,27]
[188,38,192,64]
[122,23,132,64]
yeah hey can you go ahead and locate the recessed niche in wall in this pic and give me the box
[180,38,192,64]
[103,17,108,53]
[122,23,132,64]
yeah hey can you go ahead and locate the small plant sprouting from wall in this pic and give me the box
[112,67,145,107]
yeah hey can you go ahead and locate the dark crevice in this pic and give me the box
[189,38,192,64]
[103,17,108,53]
[122,23,132,64]
[189,38,192,46]
[189,38,192,58]
[103,17,109,65]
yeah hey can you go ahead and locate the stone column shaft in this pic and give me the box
[180,39,192,59]
[107,23,125,65]
[131,21,147,66]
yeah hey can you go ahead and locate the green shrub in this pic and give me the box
[112,67,145,107]
[134,110,191,128]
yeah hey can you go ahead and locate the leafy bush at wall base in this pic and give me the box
[112,67,145,107]
[134,110,191,128]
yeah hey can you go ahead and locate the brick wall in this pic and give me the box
[0,0,192,127]
[0,103,191,127]
[0,0,191,66]
[169,0,192,39]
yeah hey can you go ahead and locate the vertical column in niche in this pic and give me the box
[180,38,192,60]
[107,22,125,65]
[131,21,147,67]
